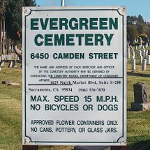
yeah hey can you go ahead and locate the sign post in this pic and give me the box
[61,0,65,6]
[22,6,126,147]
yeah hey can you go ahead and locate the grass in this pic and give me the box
[0,61,150,149]
[0,65,22,149]
[127,59,150,150]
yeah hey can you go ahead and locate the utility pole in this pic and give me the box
[61,0,65,6]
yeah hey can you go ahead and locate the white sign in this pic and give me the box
[22,7,126,146]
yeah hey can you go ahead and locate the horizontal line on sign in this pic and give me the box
[48,77,123,79]
[28,84,73,86]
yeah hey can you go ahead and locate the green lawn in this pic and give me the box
[127,60,150,150]
[0,61,150,150]
[0,65,22,149]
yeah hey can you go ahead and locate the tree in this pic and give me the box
[146,28,150,40]
[5,0,36,41]
[127,16,137,25]
[136,22,147,34]
[127,15,150,45]
[127,25,138,44]
[137,15,144,23]
[0,0,9,54]
[5,0,36,58]
[24,0,36,6]
[5,0,23,41]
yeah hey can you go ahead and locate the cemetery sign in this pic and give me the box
[22,7,126,145]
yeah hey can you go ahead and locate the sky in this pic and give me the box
[35,0,150,21]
